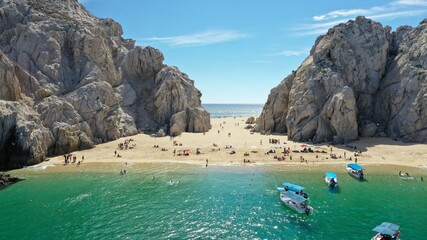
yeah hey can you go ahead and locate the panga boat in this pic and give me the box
[279,191,313,215]
[371,222,400,240]
[347,163,364,179]
[324,172,338,188]
[275,182,308,199]
[398,171,416,180]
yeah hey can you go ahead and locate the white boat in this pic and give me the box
[398,171,416,180]
[279,191,313,215]
[324,172,338,188]
[371,222,400,240]
[347,163,364,179]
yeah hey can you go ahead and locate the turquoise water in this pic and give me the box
[1,164,426,239]
[202,104,263,118]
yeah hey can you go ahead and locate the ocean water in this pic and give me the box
[202,104,263,118]
[1,164,426,239]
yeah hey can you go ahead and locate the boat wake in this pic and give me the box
[68,193,93,204]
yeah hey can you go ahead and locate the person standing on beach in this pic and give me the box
[206,159,208,167]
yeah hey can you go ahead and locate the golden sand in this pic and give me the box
[35,117,427,173]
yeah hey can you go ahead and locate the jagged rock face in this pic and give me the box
[0,101,53,169]
[0,0,211,169]
[374,23,427,142]
[258,16,427,143]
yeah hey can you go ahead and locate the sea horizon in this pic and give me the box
[202,103,264,118]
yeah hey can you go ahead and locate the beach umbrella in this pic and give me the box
[300,144,308,147]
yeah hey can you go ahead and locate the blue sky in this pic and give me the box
[80,0,427,104]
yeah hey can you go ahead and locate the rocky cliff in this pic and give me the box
[0,0,211,169]
[258,17,427,143]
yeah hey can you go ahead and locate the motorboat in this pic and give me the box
[371,222,400,240]
[279,191,313,215]
[324,172,338,188]
[398,171,416,180]
[275,182,308,199]
[347,163,364,179]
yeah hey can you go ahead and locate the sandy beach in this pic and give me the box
[34,117,426,173]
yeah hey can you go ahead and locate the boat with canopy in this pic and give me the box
[275,182,308,199]
[278,190,313,215]
[371,222,400,240]
[324,172,338,188]
[347,163,364,179]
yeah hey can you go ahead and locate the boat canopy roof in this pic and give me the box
[372,222,400,235]
[347,163,364,170]
[325,172,337,178]
[283,182,305,191]
[282,191,308,203]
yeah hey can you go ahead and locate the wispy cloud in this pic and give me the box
[293,20,346,36]
[395,0,427,6]
[313,7,385,21]
[294,1,427,36]
[367,9,427,20]
[269,49,309,57]
[142,29,250,47]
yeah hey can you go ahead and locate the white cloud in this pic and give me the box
[367,9,427,20]
[395,0,427,6]
[269,49,309,57]
[313,7,385,21]
[293,19,345,36]
[142,29,250,47]
[296,0,427,36]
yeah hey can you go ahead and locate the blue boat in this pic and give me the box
[275,182,308,199]
[324,172,338,188]
[347,163,364,179]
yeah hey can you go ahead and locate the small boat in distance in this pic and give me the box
[347,163,364,179]
[398,171,416,180]
[371,222,400,240]
[276,182,308,199]
[279,190,313,215]
[324,172,338,188]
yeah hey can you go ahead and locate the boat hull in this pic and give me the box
[325,177,338,188]
[371,233,400,240]
[279,193,313,214]
[346,167,364,179]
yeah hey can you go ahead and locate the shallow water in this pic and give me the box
[1,164,426,239]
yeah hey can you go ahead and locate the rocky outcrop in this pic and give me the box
[0,172,23,189]
[258,17,427,143]
[0,0,211,169]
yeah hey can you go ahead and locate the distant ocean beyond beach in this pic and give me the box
[203,103,263,118]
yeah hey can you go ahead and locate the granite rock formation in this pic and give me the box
[258,17,427,143]
[0,172,23,189]
[0,0,211,169]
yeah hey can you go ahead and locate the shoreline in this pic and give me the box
[8,117,427,175]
